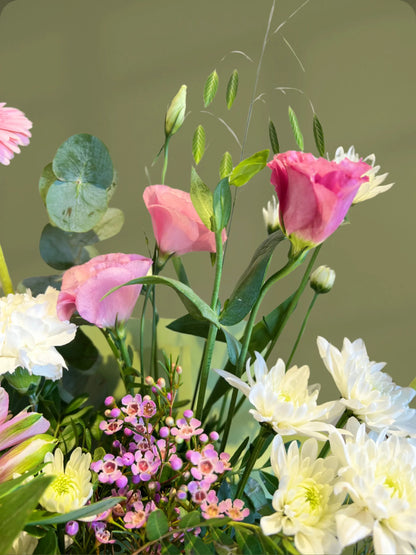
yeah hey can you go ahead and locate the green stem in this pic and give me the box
[151,285,158,378]
[263,244,322,362]
[235,424,270,499]
[161,136,170,184]
[286,292,318,367]
[0,243,13,295]
[319,409,351,458]
[195,230,224,421]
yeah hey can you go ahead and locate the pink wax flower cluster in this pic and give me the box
[0,102,32,166]
[71,388,249,547]
[57,253,153,328]
[143,184,226,256]
[268,151,371,253]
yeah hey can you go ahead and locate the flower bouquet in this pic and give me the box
[0,3,414,555]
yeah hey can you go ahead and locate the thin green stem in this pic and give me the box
[161,136,170,184]
[263,244,322,362]
[0,243,13,295]
[286,292,318,367]
[235,424,271,499]
[319,409,351,458]
[195,230,224,421]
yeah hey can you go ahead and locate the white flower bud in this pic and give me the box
[165,85,187,138]
[310,265,336,294]
[262,196,280,234]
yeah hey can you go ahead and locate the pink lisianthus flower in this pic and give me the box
[143,185,226,256]
[57,253,153,328]
[267,151,371,254]
[0,102,32,166]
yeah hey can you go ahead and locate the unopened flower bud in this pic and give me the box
[65,521,79,536]
[262,196,280,234]
[165,85,187,137]
[156,377,166,389]
[144,376,154,386]
[165,416,174,427]
[310,265,336,294]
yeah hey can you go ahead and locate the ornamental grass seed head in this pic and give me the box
[0,102,32,166]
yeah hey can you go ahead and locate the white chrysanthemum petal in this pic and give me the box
[335,505,374,546]
[213,368,251,398]
[0,287,76,381]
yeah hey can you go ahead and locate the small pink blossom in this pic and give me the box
[201,491,224,519]
[171,417,203,440]
[219,498,250,521]
[0,102,32,166]
[99,418,123,435]
[91,522,115,544]
[189,445,224,483]
[132,450,160,482]
[57,253,153,328]
[187,479,211,504]
[124,501,147,529]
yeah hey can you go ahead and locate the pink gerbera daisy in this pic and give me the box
[0,102,32,165]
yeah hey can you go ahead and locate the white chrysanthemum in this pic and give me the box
[334,145,393,204]
[330,418,416,554]
[262,195,281,233]
[261,435,343,554]
[0,287,76,380]
[40,447,93,513]
[317,336,416,436]
[215,352,343,440]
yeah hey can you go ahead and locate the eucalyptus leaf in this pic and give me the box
[203,69,219,107]
[57,327,99,371]
[190,167,214,230]
[288,106,304,151]
[38,162,57,205]
[213,177,231,231]
[220,230,285,326]
[19,275,62,296]
[192,124,206,165]
[39,224,94,270]
[226,69,239,109]
[229,149,269,187]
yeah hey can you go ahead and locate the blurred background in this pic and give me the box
[0,0,415,401]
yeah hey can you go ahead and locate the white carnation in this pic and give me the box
[318,336,416,436]
[0,287,76,380]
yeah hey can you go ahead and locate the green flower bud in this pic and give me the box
[165,85,187,138]
[310,265,336,294]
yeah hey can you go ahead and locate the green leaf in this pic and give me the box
[229,436,250,467]
[46,134,114,233]
[33,529,59,555]
[192,125,206,165]
[38,162,57,205]
[222,328,241,366]
[52,134,113,189]
[282,537,300,554]
[146,509,169,541]
[57,328,99,371]
[0,475,53,555]
[28,497,124,525]
[213,177,231,231]
[226,69,239,109]
[19,275,62,296]
[108,275,220,327]
[236,528,264,555]
[229,149,269,187]
[91,207,125,241]
[288,106,304,151]
[184,533,214,554]
[268,120,280,155]
[62,393,89,415]
[312,113,325,157]
[219,151,233,179]
[203,69,219,107]
[190,167,214,231]
[39,224,95,270]
[259,470,279,496]
[179,510,201,529]
[220,230,285,326]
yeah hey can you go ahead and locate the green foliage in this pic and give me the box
[190,167,214,231]
[213,177,232,231]
[192,124,206,165]
[219,151,233,178]
[0,475,53,555]
[288,106,304,151]
[229,149,269,187]
[146,509,169,541]
[43,134,115,233]
[268,120,280,154]
[226,69,239,109]
[203,69,219,107]
[28,497,124,525]
[222,328,242,365]
[312,113,325,156]
[259,470,279,495]
[33,529,59,555]
[220,230,285,326]
[57,328,99,371]
[185,533,215,554]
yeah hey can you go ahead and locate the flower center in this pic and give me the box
[52,473,76,496]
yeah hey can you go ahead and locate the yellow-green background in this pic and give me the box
[0,0,415,405]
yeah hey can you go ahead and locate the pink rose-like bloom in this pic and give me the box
[0,102,32,166]
[268,151,371,252]
[143,185,226,256]
[57,253,153,328]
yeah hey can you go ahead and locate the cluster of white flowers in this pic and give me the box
[217,335,416,555]
[0,286,76,380]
